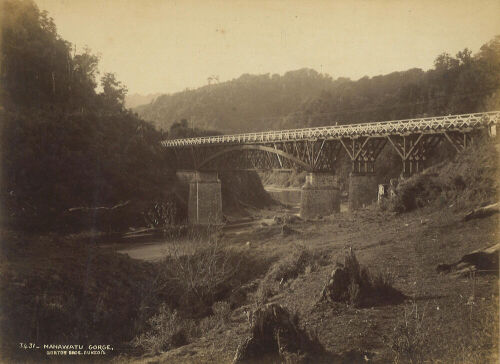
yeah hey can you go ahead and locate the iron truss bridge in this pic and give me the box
[162,111,499,175]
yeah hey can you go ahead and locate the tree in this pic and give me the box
[100,72,128,111]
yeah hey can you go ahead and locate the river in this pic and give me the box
[116,186,301,261]
[264,185,302,206]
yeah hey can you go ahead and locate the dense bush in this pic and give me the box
[1,0,179,231]
[132,304,190,354]
[151,228,271,318]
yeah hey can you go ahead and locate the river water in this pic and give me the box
[265,185,302,206]
[116,186,301,261]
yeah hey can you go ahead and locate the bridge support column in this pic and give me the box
[348,172,378,210]
[300,173,340,219]
[387,134,442,178]
[186,171,222,225]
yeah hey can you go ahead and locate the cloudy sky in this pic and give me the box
[35,0,500,95]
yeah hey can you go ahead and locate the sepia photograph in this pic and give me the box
[1,0,499,363]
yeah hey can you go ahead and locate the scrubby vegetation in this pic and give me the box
[154,229,267,316]
[0,228,271,361]
[386,140,498,213]
[388,297,498,364]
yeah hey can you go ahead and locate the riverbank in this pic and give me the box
[117,203,498,364]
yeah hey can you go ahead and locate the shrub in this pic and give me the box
[387,296,499,363]
[267,244,318,282]
[154,227,270,317]
[387,141,498,213]
[132,304,191,354]
[391,174,443,213]
[212,301,231,324]
[389,303,428,364]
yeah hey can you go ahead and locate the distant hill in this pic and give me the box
[125,93,162,109]
[136,37,500,133]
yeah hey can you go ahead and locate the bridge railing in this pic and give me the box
[161,111,500,147]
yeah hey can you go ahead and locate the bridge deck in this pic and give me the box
[161,111,500,147]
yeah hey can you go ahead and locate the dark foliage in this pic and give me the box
[1,0,175,231]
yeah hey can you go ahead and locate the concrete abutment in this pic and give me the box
[300,173,340,219]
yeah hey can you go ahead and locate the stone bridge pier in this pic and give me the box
[300,173,340,219]
[177,171,222,225]
[348,172,378,210]
[342,137,387,211]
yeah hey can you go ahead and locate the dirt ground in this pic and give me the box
[120,204,499,364]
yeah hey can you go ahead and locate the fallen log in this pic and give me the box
[67,200,131,212]
[436,243,499,276]
[463,202,499,221]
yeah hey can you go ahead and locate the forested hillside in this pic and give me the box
[1,0,171,231]
[137,38,500,133]
[135,69,334,132]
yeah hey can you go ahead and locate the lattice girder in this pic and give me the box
[164,111,499,175]
[162,111,499,147]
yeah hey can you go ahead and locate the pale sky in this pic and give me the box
[35,0,500,95]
